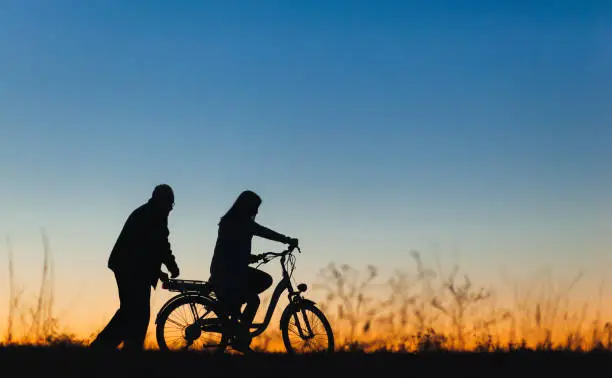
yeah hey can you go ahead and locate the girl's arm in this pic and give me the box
[251,221,292,244]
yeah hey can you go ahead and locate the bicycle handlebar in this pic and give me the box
[258,244,300,262]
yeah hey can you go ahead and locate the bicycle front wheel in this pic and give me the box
[156,295,228,353]
[280,301,334,354]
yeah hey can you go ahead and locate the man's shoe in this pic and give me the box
[89,339,114,351]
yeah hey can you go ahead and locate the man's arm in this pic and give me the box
[159,218,179,277]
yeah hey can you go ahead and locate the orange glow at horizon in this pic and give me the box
[2,241,611,352]
[3,285,612,352]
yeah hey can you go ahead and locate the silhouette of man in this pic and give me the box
[90,184,180,351]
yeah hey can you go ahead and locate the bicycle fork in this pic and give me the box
[291,303,316,339]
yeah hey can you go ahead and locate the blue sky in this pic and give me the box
[1,1,611,332]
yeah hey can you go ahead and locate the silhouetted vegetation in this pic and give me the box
[313,251,612,352]
[3,236,611,354]
[4,231,82,347]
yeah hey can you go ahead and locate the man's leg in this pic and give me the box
[121,279,151,351]
[90,310,124,349]
[90,272,129,349]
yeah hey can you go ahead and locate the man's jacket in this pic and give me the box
[108,199,177,287]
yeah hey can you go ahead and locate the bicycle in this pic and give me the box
[155,244,335,354]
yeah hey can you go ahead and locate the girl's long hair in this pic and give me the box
[220,190,262,224]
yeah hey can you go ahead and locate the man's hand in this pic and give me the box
[166,260,180,278]
[249,254,261,264]
[159,271,170,283]
[169,265,180,278]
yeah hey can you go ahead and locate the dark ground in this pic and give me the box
[1,346,609,378]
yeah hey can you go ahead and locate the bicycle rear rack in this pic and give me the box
[162,278,213,294]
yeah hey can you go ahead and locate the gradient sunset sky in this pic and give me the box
[1,1,611,337]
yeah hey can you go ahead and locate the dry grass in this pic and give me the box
[4,231,86,347]
[313,251,612,353]
[3,235,611,353]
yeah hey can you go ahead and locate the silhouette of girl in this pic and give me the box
[209,190,297,351]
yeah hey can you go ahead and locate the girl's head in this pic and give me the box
[221,190,262,222]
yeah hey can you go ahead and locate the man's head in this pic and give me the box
[151,184,174,213]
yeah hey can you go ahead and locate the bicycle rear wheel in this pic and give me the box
[280,301,334,354]
[156,295,228,353]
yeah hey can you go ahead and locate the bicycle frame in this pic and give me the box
[157,247,311,339]
[249,252,303,337]
[249,274,290,337]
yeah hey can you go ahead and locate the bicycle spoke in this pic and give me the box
[165,316,184,329]
[285,307,330,354]
[160,300,225,352]
[189,302,200,321]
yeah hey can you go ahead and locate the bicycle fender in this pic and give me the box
[280,298,317,320]
[155,292,215,324]
[298,298,317,307]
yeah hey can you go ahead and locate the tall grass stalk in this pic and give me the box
[6,236,16,343]
[4,230,69,345]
